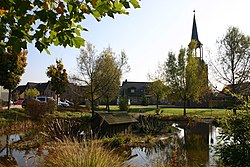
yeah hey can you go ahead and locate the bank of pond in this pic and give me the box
[0,112,220,167]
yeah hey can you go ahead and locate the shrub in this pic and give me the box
[47,99,56,114]
[26,99,56,120]
[136,115,165,135]
[118,96,129,111]
[45,140,125,167]
[215,112,250,166]
[26,99,47,120]
[45,119,89,142]
[102,134,133,148]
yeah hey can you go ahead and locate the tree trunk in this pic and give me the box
[8,89,11,110]
[91,93,95,118]
[156,96,159,109]
[232,94,237,115]
[183,99,186,116]
[106,96,110,112]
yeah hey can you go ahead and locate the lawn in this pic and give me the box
[148,108,231,118]
[96,105,230,118]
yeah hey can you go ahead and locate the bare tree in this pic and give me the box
[214,27,250,114]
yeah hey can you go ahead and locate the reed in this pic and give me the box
[45,140,125,167]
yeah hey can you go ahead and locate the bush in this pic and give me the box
[47,98,57,114]
[136,115,165,135]
[26,99,47,120]
[26,99,56,120]
[118,96,129,111]
[215,112,250,166]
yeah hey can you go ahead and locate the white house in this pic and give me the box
[0,86,8,101]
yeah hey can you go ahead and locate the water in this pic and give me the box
[0,134,47,167]
[127,121,220,167]
[0,121,220,167]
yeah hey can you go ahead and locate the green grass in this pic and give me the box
[146,108,231,118]
[96,105,230,118]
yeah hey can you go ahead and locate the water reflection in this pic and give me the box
[127,121,219,167]
[0,134,47,167]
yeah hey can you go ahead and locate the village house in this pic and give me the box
[0,86,8,102]
[12,81,85,103]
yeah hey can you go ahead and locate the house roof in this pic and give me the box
[13,85,26,94]
[35,82,50,92]
[121,80,151,97]
[95,112,138,125]
[191,11,202,48]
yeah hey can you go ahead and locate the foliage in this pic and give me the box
[102,134,133,148]
[118,96,129,111]
[24,88,40,98]
[214,27,250,114]
[44,140,125,167]
[45,118,89,142]
[147,80,168,109]
[215,111,250,166]
[136,115,166,135]
[141,93,148,106]
[47,59,68,102]
[0,47,27,109]
[72,43,129,116]
[97,47,127,112]
[164,40,208,116]
[0,0,140,54]
[26,98,56,120]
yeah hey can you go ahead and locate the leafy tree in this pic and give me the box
[147,80,168,109]
[164,41,208,116]
[214,27,250,114]
[96,47,128,112]
[25,88,40,98]
[72,43,129,116]
[216,111,250,166]
[0,47,27,110]
[47,59,68,103]
[0,0,140,54]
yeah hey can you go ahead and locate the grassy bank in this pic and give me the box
[96,105,230,118]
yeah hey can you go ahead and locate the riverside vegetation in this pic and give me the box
[0,104,242,166]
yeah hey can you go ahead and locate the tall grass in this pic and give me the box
[45,140,125,167]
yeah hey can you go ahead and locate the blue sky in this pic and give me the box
[21,0,250,89]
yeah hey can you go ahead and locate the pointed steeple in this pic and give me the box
[191,10,202,48]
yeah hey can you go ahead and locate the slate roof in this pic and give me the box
[13,85,26,94]
[35,82,50,92]
[95,112,138,125]
[121,80,150,97]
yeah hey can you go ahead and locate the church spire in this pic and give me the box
[191,10,202,48]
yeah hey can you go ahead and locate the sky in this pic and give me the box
[20,0,250,90]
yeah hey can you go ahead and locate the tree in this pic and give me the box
[214,27,250,114]
[47,59,68,103]
[72,43,129,117]
[0,47,27,110]
[25,88,40,98]
[147,80,168,109]
[216,111,250,166]
[164,41,208,116]
[0,0,140,54]
[96,47,128,112]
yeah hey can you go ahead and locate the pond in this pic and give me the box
[0,121,220,167]
[0,134,47,167]
[126,121,220,167]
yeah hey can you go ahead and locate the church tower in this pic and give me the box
[191,10,203,60]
